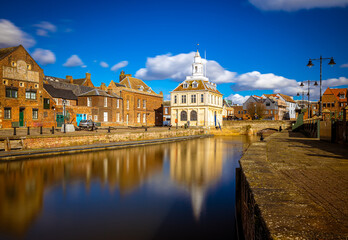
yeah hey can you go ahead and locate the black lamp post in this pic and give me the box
[306,56,336,116]
[298,80,318,118]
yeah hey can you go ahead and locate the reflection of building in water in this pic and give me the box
[0,145,164,237]
[170,137,223,219]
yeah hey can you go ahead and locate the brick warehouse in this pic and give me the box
[0,45,55,128]
[0,45,163,128]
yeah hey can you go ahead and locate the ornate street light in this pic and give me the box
[306,56,336,116]
[298,80,318,118]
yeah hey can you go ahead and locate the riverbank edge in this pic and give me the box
[237,132,274,240]
[0,134,213,161]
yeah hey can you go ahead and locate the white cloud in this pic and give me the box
[63,55,84,67]
[0,19,36,48]
[249,0,348,11]
[340,63,348,68]
[34,21,57,37]
[135,51,348,102]
[226,94,250,105]
[100,61,109,68]
[111,61,128,71]
[32,48,56,65]
[135,52,237,83]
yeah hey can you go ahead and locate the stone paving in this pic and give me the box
[240,130,348,239]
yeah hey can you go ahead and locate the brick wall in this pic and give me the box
[22,129,204,150]
[0,46,45,128]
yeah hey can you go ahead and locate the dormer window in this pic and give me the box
[192,81,198,88]
[183,82,188,89]
[339,94,345,99]
[147,87,152,93]
[138,86,144,91]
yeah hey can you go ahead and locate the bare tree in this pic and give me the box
[246,102,265,120]
[246,102,256,120]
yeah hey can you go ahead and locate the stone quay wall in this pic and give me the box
[22,129,205,150]
[213,120,293,135]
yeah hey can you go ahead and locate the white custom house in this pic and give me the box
[170,50,223,127]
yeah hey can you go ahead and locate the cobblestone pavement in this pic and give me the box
[240,130,348,239]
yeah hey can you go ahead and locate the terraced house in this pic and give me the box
[170,50,223,127]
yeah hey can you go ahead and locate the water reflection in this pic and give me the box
[170,138,223,219]
[0,136,254,239]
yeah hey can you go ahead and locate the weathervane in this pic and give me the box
[196,43,199,51]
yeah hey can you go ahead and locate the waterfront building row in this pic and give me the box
[0,45,163,128]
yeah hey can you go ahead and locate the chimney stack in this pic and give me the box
[66,76,73,84]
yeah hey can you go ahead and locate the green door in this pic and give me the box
[19,110,24,127]
[56,114,64,127]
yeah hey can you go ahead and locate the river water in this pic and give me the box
[0,135,256,240]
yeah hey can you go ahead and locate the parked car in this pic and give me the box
[78,120,97,130]
[163,120,171,127]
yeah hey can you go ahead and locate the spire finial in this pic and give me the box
[197,43,199,52]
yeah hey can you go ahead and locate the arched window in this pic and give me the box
[180,111,187,121]
[190,110,197,121]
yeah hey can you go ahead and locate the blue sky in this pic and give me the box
[1,0,348,104]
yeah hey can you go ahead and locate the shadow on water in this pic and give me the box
[0,135,256,240]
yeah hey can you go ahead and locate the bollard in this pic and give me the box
[40,126,43,135]
[260,132,264,141]
[27,127,30,135]
[169,127,171,130]
[108,126,111,133]
[64,124,66,134]
[13,127,16,136]
[52,126,55,134]
[145,127,148,132]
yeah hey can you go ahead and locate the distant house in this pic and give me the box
[322,87,348,118]
[243,95,286,120]
[163,100,171,125]
[263,93,296,120]
[78,89,122,126]
[222,99,234,119]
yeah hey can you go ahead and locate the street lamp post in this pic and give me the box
[306,56,336,116]
[298,80,318,118]
[63,99,66,133]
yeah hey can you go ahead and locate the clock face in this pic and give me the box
[17,60,27,74]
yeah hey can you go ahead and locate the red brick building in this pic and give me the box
[107,71,163,126]
[0,45,55,128]
[322,87,348,119]
[78,89,123,126]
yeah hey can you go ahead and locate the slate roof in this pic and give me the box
[44,84,78,100]
[79,89,121,98]
[44,76,94,96]
[108,80,126,88]
[0,45,19,60]
[172,79,222,94]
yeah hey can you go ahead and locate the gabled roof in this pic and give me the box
[0,45,20,60]
[43,84,78,100]
[78,89,121,98]
[119,76,156,94]
[278,93,296,103]
[172,79,222,94]
[44,76,94,96]
[223,99,233,107]
[108,80,126,89]
[324,87,348,102]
